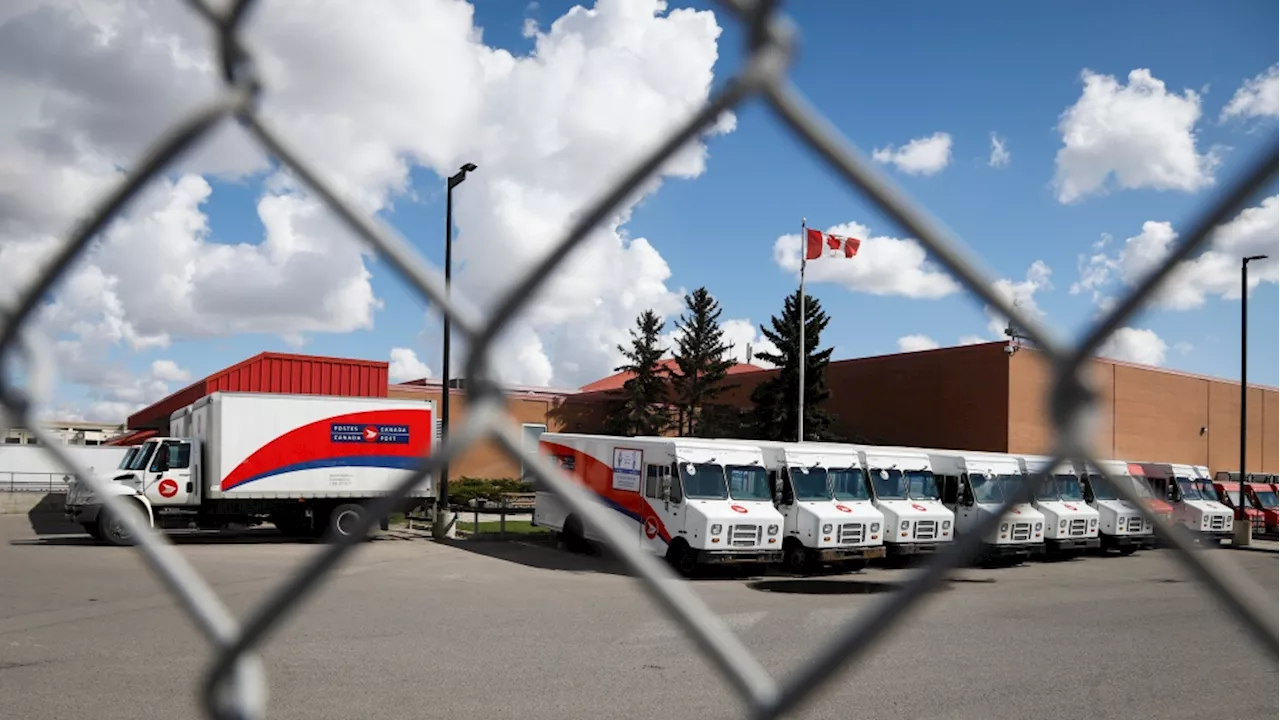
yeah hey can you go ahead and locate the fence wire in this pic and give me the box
[0,0,1277,718]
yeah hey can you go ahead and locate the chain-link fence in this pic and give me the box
[0,1,1276,718]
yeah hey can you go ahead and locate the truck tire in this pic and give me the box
[665,538,698,578]
[82,521,104,542]
[784,540,812,575]
[324,503,369,542]
[99,501,148,547]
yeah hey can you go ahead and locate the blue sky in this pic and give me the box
[3,0,1275,421]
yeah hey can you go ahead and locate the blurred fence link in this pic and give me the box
[0,0,1276,718]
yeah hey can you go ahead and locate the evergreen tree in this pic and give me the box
[748,289,838,441]
[669,287,736,437]
[604,309,672,437]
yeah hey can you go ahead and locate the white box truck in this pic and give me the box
[1016,454,1101,555]
[753,441,886,574]
[927,449,1045,563]
[1071,459,1155,554]
[846,445,954,559]
[64,392,436,545]
[533,433,786,576]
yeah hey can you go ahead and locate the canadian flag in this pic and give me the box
[805,227,861,261]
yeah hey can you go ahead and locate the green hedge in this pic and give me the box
[447,477,534,506]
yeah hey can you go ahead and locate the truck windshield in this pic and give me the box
[679,463,728,500]
[1175,477,1203,501]
[1085,474,1119,500]
[727,466,772,501]
[1033,475,1059,501]
[788,467,833,501]
[905,470,940,500]
[124,442,158,471]
[117,448,139,469]
[1255,490,1278,508]
[1055,474,1085,501]
[1196,481,1220,504]
[869,468,907,500]
[970,473,1021,504]
[830,468,872,501]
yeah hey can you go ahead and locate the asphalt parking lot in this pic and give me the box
[1,516,1276,720]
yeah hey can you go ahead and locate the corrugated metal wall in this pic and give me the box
[127,353,389,429]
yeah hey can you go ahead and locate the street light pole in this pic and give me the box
[1235,253,1267,547]
[435,162,477,539]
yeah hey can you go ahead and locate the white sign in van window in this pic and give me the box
[612,447,643,492]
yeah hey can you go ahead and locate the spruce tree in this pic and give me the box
[748,289,838,441]
[669,287,736,437]
[604,309,672,437]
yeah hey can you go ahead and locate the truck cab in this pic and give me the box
[64,437,179,544]
[1210,471,1275,537]
[1016,455,1101,555]
[1073,459,1155,554]
[1136,462,1233,544]
[755,441,886,574]
[850,445,954,558]
[928,449,1045,563]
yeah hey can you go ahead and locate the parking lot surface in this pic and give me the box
[1,516,1276,720]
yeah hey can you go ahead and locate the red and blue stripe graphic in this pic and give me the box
[221,408,433,491]
[540,440,671,543]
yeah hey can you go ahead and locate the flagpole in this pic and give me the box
[798,218,807,444]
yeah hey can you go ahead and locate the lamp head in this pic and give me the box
[460,163,478,173]
[1244,254,1268,263]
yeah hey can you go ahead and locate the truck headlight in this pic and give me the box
[822,523,833,534]
[942,520,951,530]
[1089,518,1096,526]
[1059,519,1067,529]
[1035,522,1043,532]
[767,524,779,536]
[1000,523,1009,532]
[871,523,881,532]
[900,520,910,530]
[710,524,722,535]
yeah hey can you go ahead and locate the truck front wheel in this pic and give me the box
[784,541,813,575]
[324,503,369,542]
[99,501,148,547]
[82,521,104,542]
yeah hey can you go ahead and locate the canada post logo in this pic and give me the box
[331,423,411,444]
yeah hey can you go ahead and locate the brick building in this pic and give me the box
[560,342,1279,476]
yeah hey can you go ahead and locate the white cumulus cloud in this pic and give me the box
[1221,63,1279,121]
[0,0,742,409]
[773,222,961,299]
[897,334,940,352]
[1097,327,1168,366]
[872,132,953,176]
[1070,195,1279,311]
[1053,68,1219,203]
[388,348,432,383]
[986,260,1053,338]
[988,133,1010,168]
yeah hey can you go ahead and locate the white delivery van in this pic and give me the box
[533,433,786,576]
[1016,455,1101,555]
[64,392,436,545]
[1073,459,1155,554]
[847,445,953,558]
[927,449,1045,563]
[753,441,886,573]
[1134,462,1233,544]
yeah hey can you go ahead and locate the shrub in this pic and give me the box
[447,477,534,507]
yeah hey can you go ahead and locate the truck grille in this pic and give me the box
[729,525,760,547]
[1126,517,1143,533]
[1069,519,1088,536]
[1210,515,1227,530]
[838,523,863,545]
[914,520,937,540]
[1011,522,1032,542]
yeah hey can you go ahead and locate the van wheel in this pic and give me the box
[1118,546,1138,556]
[666,539,698,578]
[100,501,147,547]
[82,521,104,542]
[560,515,587,554]
[784,542,812,575]
[324,503,369,542]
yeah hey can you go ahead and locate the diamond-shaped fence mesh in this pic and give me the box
[0,1,1276,718]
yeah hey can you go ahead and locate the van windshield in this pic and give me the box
[124,441,158,471]
[679,463,728,500]
[1175,477,1203,501]
[1255,490,1278,508]
[727,466,772,501]
[1055,474,1085,501]
[970,473,1021,504]
[1086,474,1120,500]
[830,468,871,501]
[905,470,940,500]
[1196,481,1220,504]
[1033,475,1059,501]
[789,467,832,501]
[869,468,907,500]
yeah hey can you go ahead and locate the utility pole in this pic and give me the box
[434,162,477,540]
[1234,253,1267,547]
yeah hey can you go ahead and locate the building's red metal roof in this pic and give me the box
[105,428,159,446]
[579,358,766,393]
[126,352,390,430]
